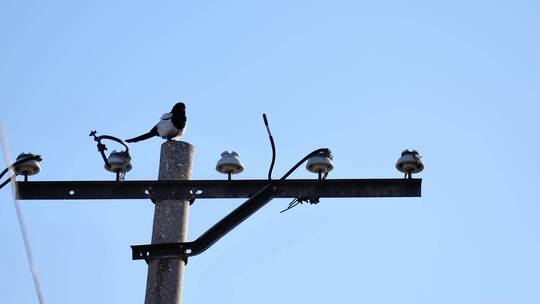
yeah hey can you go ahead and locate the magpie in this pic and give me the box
[126,102,187,143]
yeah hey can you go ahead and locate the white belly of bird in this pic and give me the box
[157,119,180,139]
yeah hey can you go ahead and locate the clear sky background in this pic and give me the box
[1,0,539,303]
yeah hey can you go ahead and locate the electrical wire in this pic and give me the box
[280,197,321,213]
[278,148,332,212]
[262,114,276,180]
[260,114,332,211]
[0,123,46,304]
[0,154,42,181]
[280,198,299,213]
[0,175,14,189]
[261,114,332,181]
[0,154,42,190]
[280,148,331,180]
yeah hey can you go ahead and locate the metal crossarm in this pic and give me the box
[16,178,421,200]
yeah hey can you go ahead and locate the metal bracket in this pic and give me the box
[132,184,276,262]
[131,242,193,262]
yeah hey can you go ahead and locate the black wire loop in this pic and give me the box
[280,148,332,180]
[89,130,130,170]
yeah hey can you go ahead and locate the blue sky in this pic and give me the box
[1,0,539,303]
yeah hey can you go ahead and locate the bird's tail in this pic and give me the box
[125,128,158,143]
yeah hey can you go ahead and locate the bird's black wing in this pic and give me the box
[126,126,159,143]
[171,113,186,130]
[170,102,186,130]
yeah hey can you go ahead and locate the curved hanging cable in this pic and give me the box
[260,114,333,212]
[280,148,332,180]
[0,123,46,304]
[262,114,276,180]
[261,114,332,181]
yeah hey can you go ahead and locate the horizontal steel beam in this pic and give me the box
[15,178,421,200]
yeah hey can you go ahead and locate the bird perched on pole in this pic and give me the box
[126,102,187,143]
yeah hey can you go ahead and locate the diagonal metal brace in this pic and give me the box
[131,184,276,262]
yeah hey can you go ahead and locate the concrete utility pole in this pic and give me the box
[145,141,194,304]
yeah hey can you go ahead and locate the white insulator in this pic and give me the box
[14,153,41,176]
[106,151,132,173]
[396,150,424,174]
[216,151,244,175]
[306,155,334,174]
